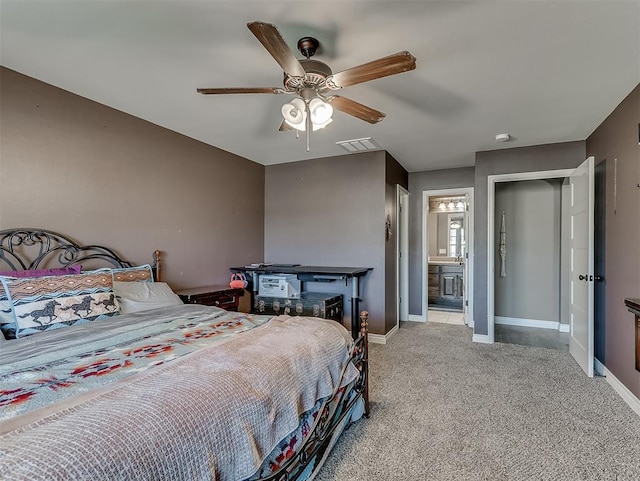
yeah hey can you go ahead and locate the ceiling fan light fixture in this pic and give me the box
[309,98,333,125]
[282,98,307,130]
[312,117,333,131]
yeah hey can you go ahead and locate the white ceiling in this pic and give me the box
[1,1,638,172]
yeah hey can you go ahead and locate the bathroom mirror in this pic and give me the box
[428,211,466,258]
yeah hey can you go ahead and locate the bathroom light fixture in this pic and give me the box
[438,201,446,210]
[447,201,455,209]
[456,200,465,209]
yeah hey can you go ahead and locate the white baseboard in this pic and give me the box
[407,314,425,323]
[368,324,399,345]
[558,323,570,333]
[595,358,640,418]
[472,333,493,344]
[495,316,560,330]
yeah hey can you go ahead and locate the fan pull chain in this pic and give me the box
[305,101,311,152]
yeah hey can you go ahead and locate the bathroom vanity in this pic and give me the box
[428,258,464,310]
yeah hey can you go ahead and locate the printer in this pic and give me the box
[258,274,301,298]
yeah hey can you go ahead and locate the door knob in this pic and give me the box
[578,274,587,281]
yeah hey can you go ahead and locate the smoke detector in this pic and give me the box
[495,133,511,142]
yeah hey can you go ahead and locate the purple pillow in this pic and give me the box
[0,265,82,278]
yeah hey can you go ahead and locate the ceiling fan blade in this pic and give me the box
[328,96,386,124]
[247,21,306,78]
[197,87,284,95]
[325,51,416,89]
[278,119,294,131]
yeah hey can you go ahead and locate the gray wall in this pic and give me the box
[586,83,640,399]
[473,141,586,335]
[494,179,563,321]
[264,151,387,335]
[407,167,475,315]
[0,67,265,289]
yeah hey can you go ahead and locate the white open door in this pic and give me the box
[569,156,595,377]
[397,186,409,325]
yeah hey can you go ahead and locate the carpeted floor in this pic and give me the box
[315,321,640,481]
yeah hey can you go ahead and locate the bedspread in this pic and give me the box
[0,305,359,481]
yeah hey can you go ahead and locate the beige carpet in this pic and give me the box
[315,321,640,481]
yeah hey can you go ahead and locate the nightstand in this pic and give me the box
[175,285,242,311]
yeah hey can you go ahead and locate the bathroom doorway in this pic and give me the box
[422,188,474,327]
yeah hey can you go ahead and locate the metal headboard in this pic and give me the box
[0,228,161,280]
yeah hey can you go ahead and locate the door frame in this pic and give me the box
[422,187,474,325]
[486,169,574,343]
[396,185,410,327]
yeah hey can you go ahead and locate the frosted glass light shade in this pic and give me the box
[309,98,333,124]
[282,98,307,130]
[312,118,333,131]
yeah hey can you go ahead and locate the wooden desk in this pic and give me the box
[624,298,640,372]
[230,265,373,338]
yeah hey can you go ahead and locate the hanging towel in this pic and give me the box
[499,212,507,277]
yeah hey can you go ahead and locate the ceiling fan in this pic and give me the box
[198,21,417,151]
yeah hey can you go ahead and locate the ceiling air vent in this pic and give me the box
[336,137,381,153]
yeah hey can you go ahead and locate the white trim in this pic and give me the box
[396,185,410,327]
[368,324,399,345]
[596,360,640,418]
[422,187,474,327]
[495,316,561,330]
[487,168,575,346]
[408,314,425,322]
[594,358,605,376]
[559,323,570,333]
[472,333,493,344]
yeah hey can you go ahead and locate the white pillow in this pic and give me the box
[113,281,183,314]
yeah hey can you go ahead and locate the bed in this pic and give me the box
[0,228,369,481]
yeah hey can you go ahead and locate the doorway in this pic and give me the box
[422,187,474,326]
[487,169,574,344]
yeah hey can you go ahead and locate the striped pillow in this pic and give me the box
[111,264,154,282]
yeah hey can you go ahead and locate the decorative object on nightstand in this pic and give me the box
[229,272,248,289]
[175,285,242,311]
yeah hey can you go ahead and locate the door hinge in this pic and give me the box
[465,300,468,306]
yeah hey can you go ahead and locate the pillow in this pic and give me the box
[111,264,154,283]
[0,265,82,278]
[0,267,83,338]
[113,281,182,314]
[0,271,120,339]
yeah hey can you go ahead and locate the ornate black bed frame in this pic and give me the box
[261,311,370,481]
[0,227,368,481]
[0,228,161,280]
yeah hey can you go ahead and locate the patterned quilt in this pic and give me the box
[0,304,359,481]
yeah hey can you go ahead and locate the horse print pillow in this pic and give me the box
[0,271,120,339]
